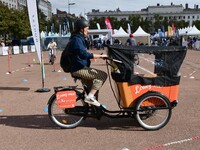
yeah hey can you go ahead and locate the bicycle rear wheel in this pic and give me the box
[48,93,86,129]
[134,92,172,130]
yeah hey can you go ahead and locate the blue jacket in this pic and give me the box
[69,33,94,72]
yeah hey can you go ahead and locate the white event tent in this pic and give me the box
[186,25,200,36]
[178,25,200,36]
[112,27,129,37]
[112,27,129,44]
[133,26,150,45]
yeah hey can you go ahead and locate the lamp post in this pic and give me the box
[68,0,75,14]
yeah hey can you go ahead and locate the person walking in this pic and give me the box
[68,18,108,106]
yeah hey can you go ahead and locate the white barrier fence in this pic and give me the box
[0,47,9,55]
[23,46,28,53]
[30,45,36,52]
[0,45,36,56]
[13,46,20,54]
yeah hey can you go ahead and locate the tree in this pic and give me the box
[192,20,200,29]
[129,15,141,32]
[0,2,10,41]
[0,2,48,42]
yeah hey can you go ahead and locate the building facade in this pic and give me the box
[87,3,200,26]
[0,0,52,20]
[0,0,18,9]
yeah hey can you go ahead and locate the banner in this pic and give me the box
[168,26,173,37]
[96,23,101,30]
[105,18,112,29]
[67,21,70,33]
[127,23,131,34]
[27,0,41,64]
[172,23,176,35]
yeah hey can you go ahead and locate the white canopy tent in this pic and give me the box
[112,27,129,44]
[112,27,129,38]
[178,26,200,36]
[133,26,150,37]
[88,29,113,44]
[133,26,150,45]
[178,26,200,49]
[186,25,200,36]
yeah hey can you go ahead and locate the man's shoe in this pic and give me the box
[84,96,101,107]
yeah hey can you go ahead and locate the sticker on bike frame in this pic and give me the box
[56,91,76,108]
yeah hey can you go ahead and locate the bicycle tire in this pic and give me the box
[134,92,172,130]
[48,92,86,129]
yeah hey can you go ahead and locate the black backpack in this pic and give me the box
[60,40,73,73]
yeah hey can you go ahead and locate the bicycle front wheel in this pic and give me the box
[48,93,86,129]
[134,92,172,130]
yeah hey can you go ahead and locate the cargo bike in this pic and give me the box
[47,45,187,130]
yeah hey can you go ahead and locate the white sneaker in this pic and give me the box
[84,96,101,107]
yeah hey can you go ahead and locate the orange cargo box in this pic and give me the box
[117,82,179,108]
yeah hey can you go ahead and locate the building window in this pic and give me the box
[193,16,195,19]
[188,16,190,19]
[183,16,185,19]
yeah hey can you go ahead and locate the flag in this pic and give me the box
[59,23,62,35]
[168,26,173,37]
[27,0,46,81]
[51,23,54,33]
[171,23,176,35]
[67,21,70,33]
[72,22,74,31]
[127,23,131,34]
[105,18,112,29]
[96,23,101,30]
[162,25,165,37]
[27,0,41,64]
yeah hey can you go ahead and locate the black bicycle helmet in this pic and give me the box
[74,18,89,31]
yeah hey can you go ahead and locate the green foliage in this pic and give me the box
[0,2,48,40]
[192,20,200,29]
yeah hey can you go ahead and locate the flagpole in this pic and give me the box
[36,31,50,92]
[27,0,50,92]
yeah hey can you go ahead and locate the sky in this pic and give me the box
[48,0,200,16]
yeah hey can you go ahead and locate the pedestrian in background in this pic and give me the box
[47,39,57,63]
[126,34,137,46]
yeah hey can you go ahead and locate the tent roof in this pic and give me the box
[112,27,129,37]
[133,26,150,37]
[187,25,200,36]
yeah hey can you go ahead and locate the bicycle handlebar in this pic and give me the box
[104,57,123,64]
[100,53,122,64]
